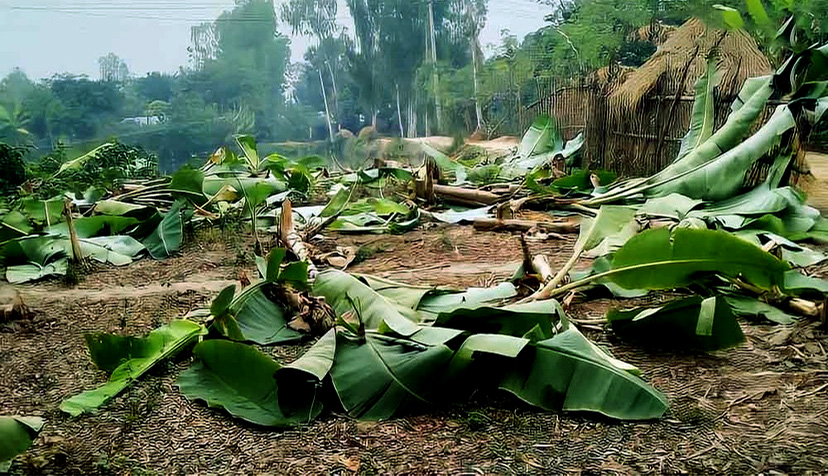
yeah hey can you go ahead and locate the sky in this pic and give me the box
[0,0,549,81]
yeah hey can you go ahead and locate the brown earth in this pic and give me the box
[805,152,828,213]
[2,225,828,475]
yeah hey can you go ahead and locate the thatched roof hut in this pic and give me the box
[611,18,772,109]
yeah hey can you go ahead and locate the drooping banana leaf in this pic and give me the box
[2,235,69,284]
[647,106,795,201]
[0,416,44,472]
[313,270,421,337]
[229,287,303,345]
[499,324,668,421]
[177,340,321,427]
[274,329,337,410]
[554,227,790,297]
[433,300,560,340]
[585,75,774,205]
[783,270,828,295]
[60,320,206,416]
[638,194,703,220]
[735,231,826,267]
[55,143,115,176]
[607,296,745,352]
[677,56,719,161]
[518,115,562,158]
[143,200,187,259]
[328,330,455,419]
[723,294,798,325]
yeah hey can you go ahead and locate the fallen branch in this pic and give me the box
[432,184,501,206]
[280,200,319,280]
[473,218,579,234]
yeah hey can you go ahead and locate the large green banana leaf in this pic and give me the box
[421,142,468,184]
[607,296,745,352]
[500,325,668,420]
[0,416,44,472]
[554,227,790,297]
[61,320,206,416]
[178,340,321,427]
[585,75,774,205]
[647,106,795,201]
[329,331,455,420]
[677,56,719,161]
[143,200,187,259]
[313,270,421,337]
[3,235,68,284]
[518,115,563,158]
[723,294,798,325]
[230,287,303,345]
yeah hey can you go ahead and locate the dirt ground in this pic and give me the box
[2,219,828,476]
[804,152,828,213]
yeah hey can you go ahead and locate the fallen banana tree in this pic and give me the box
[62,258,673,424]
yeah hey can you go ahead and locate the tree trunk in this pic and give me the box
[396,83,404,137]
[428,0,442,133]
[471,34,484,132]
[318,69,334,141]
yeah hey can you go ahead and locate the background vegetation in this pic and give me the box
[2,0,827,172]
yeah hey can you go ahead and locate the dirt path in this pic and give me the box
[2,228,828,475]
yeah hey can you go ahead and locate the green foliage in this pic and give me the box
[0,143,27,198]
[0,416,44,472]
[60,320,206,416]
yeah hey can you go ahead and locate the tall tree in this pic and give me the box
[281,0,341,139]
[98,53,130,82]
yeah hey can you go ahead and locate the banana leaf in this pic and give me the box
[724,294,798,325]
[585,75,774,205]
[0,416,44,472]
[499,324,668,420]
[421,143,468,184]
[329,331,454,419]
[554,227,790,297]
[178,340,321,427]
[677,56,719,161]
[313,270,421,337]
[607,296,745,352]
[2,236,69,284]
[783,270,828,295]
[61,320,206,416]
[638,194,703,220]
[143,200,187,259]
[518,115,562,158]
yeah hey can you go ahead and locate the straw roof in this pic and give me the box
[610,18,772,109]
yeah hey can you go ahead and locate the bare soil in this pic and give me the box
[2,224,828,475]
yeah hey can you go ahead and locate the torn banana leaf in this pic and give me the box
[60,320,206,416]
[556,227,790,297]
[500,324,668,420]
[0,416,44,472]
[329,331,454,419]
[723,294,799,325]
[313,270,421,337]
[607,296,745,352]
[178,340,322,427]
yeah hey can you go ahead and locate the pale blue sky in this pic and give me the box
[0,0,549,80]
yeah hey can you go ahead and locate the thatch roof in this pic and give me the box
[611,18,772,109]
[630,22,677,47]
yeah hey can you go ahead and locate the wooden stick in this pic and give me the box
[433,184,501,205]
[473,218,579,234]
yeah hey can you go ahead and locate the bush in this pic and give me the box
[0,143,27,199]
